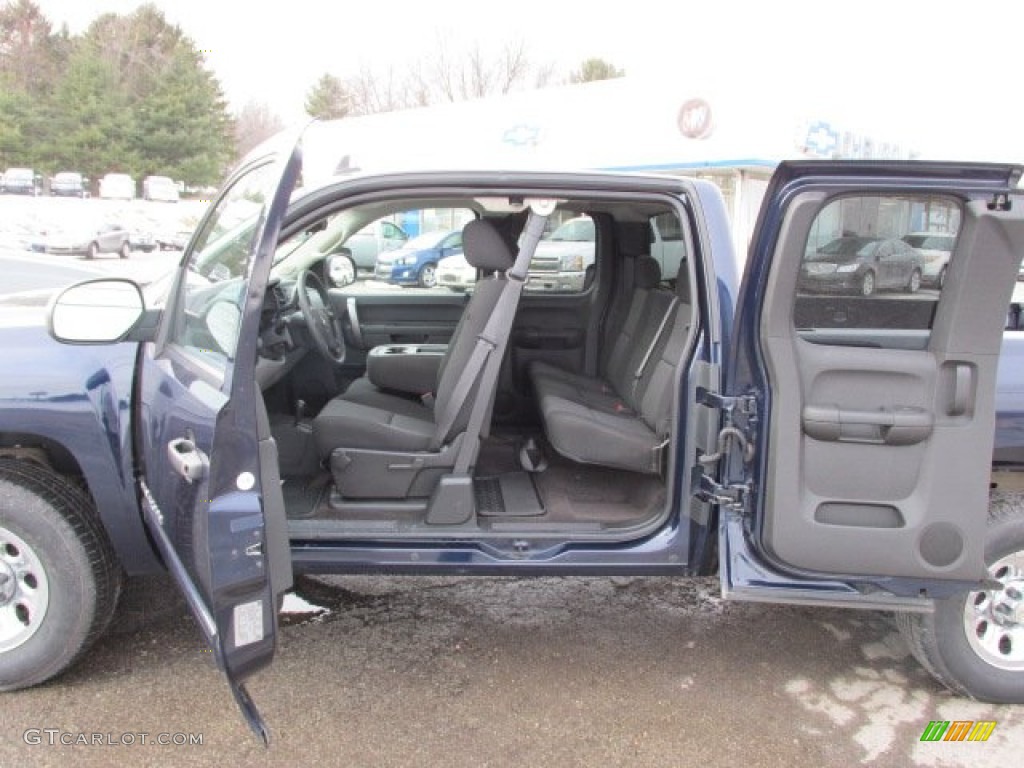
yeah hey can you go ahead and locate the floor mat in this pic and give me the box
[475,473,545,517]
[282,474,331,519]
[479,433,665,526]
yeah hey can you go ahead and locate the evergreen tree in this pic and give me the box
[304,73,350,120]
[134,47,234,184]
[568,58,625,84]
[46,41,138,179]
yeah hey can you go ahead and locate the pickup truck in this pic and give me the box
[526,213,684,291]
[1,139,1023,742]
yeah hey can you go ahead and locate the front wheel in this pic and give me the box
[859,270,876,297]
[85,242,98,260]
[0,460,121,690]
[897,491,1024,703]
[119,241,131,259]
[418,262,437,289]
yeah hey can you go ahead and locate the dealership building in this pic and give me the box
[302,76,918,256]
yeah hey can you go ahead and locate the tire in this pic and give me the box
[0,459,121,691]
[418,262,438,288]
[119,241,131,259]
[896,491,1024,703]
[85,242,98,260]
[859,270,876,297]
[906,269,922,294]
[938,265,948,290]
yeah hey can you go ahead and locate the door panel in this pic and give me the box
[736,163,1024,586]
[333,292,467,352]
[137,143,301,741]
[510,296,591,381]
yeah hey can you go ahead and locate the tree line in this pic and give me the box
[0,0,233,186]
[1,0,625,186]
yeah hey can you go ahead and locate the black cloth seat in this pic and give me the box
[531,262,692,474]
[313,219,516,458]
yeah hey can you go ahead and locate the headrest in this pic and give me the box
[463,219,516,272]
[675,260,691,303]
[635,256,661,290]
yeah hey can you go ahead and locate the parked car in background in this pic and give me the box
[374,229,463,287]
[98,173,136,200]
[1,167,42,195]
[343,219,408,271]
[526,216,595,292]
[156,230,193,251]
[45,221,133,259]
[129,229,156,253]
[142,175,180,202]
[798,236,923,296]
[902,231,955,288]
[527,214,686,292]
[49,171,88,198]
[437,251,477,292]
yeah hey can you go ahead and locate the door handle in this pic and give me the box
[167,438,207,483]
[802,404,933,445]
[949,363,972,417]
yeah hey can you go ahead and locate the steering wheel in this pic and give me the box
[296,269,346,364]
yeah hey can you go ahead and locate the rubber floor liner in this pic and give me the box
[283,474,331,519]
[475,473,545,517]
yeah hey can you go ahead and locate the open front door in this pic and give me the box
[728,161,1024,593]
[135,141,302,742]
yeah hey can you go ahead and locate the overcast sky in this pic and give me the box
[31,0,1024,162]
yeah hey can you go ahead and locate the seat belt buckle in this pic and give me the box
[421,392,435,408]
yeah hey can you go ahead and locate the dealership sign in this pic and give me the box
[798,120,916,160]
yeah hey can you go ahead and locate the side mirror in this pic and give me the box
[48,279,145,343]
[327,249,356,287]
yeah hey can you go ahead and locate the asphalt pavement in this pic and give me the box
[0,573,1021,768]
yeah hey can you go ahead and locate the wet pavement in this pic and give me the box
[1,573,1021,767]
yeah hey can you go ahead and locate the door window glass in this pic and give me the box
[795,194,961,347]
[173,161,282,366]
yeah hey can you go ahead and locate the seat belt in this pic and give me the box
[431,209,550,460]
[630,297,679,400]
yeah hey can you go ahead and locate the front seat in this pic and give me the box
[312,218,518,499]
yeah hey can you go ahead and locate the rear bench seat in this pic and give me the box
[530,260,691,474]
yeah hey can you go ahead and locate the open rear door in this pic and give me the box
[727,161,1024,595]
[135,138,302,742]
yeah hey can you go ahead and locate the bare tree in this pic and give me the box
[345,65,412,116]
[426,37,533,102]
[234,99,284,158]
[337,36,557,116]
